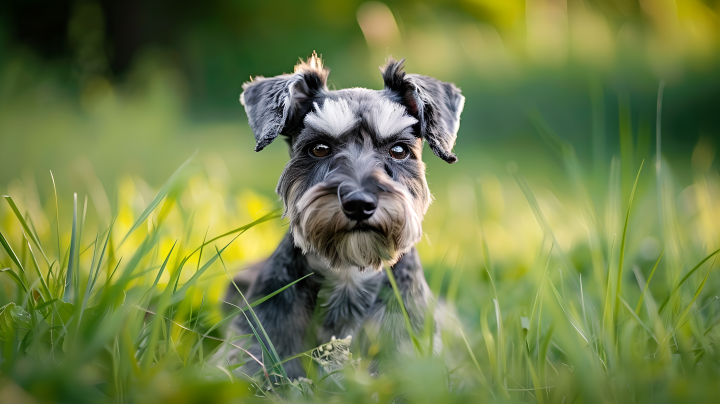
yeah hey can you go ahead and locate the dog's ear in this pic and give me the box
[240,52,329,152]
[381,58,465,163]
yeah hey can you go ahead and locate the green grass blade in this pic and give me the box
[63,193,78,303]
[172,253,185,294]
[0,268,28,292]
[0,231,30,289]
[79,238,98,257]
[618,296,659,344]
[580,274,589,336]
[33,298,58,312]
[74,232,103,344]
[197,224,210,273]
[46,260,56,289]
[193,293,205,332]
[223,272,315,312]
[548,279,588,342]
[135,305,257,365]
[480,305,498,376]
[538,324,554,389]
[82,234,100,307]
[185,290,205,366]
[615,160,643,323]
[117,231,162,286]
[217,247,285,379]
[143,240,177,304]
[478,305,510,398]
[106,258,122,286]
[4,196,50,266]
[492,298,506,383]
[119,153,195,246]
[511,165,576,275]
[525,347,544,404]
[602,235,616,348]
[138,255,185,370]
[187,271,314,367]
[675,255,718,329]
[50,171,62,269]
[171,235,241,302]
[23,237,52,301]
[636,250,664,314]
[385,264,422,354]
[170,212,281,302]
[76,196,89,305]
[658,247,720,314]
[88,219,116,295]
[188,210,282,257]
[454,319,493,395]
[526,244,553,346]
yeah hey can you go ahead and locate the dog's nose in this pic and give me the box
[341,191,377,221]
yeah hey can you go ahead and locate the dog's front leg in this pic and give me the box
[356,247,432,373]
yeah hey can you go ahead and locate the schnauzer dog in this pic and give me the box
[226,53,464,379]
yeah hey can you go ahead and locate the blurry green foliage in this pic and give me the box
[1,1,720,403]
[1,0,719,187]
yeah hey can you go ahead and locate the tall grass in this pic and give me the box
[1,122,720,402]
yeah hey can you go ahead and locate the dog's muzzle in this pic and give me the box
[290,167,424,271]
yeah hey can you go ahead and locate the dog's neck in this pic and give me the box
[303,251,379,279]
[300,249,383,341]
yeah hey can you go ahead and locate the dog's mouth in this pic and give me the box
[348,222,377,231]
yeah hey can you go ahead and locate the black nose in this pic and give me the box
[341,191,377,221]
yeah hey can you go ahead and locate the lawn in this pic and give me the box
[1,1,720,402]
[1,80,719,403]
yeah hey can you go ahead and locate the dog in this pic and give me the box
[224,53,464,379]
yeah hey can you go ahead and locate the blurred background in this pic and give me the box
[2,0,719,269]
[2,0,718,181]
[1,1,720,401]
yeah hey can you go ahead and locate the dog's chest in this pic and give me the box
[306,254,384,342]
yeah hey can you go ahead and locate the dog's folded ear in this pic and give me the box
[241,52,329,151]
[381,58,465,163]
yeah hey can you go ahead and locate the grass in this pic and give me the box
[1,107,720,403]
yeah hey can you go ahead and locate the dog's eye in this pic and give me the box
[389,144,409,160]
[310,143,331,158]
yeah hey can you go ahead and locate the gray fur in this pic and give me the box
[226,55,464,379]
[241,55,464,161]
[380,59,465,163]
[241,52,329,151]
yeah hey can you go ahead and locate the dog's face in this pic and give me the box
[241,54,464,271]
[280,91,428,272]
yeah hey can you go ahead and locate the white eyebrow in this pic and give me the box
[303,98,359,136]
[366,98,418,138]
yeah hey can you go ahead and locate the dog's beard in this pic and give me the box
[290,175,423,272]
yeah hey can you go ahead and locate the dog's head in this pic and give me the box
[240,53,464,271]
